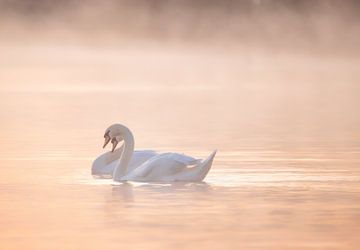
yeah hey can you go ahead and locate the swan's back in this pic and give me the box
[123,151,216,182]
[122,153,197,180]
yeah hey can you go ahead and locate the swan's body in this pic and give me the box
[92,147,157,177]
[121,151,216,182]
[92,124,216,182]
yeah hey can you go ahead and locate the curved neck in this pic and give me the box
[113,125,134,181]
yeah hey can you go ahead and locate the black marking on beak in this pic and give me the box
[111,138,119,152]
[103,131,111,148]
[103,136,111,148]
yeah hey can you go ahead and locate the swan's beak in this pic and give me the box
[103,136,111,148]
[111,138,119,152]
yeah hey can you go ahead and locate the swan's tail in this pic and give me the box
[194,150,217,181]
[170,150,216,182]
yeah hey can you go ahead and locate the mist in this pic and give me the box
[1,0,360,53]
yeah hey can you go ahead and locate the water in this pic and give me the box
[1,45,360,249]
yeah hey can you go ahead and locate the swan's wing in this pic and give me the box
[166,153,199,165]
[128,150,158,171]
[124,156,183,180]
[170,150,217,182]
[123,153,200,181]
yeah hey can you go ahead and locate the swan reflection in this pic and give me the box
[109,182,214,204]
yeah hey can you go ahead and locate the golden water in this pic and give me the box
[0,44,360,249]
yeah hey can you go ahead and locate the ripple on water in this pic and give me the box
[70,168,360,189]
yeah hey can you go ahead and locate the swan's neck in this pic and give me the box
[113,125,134,181]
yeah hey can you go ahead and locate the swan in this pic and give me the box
[92,124,216,182]
[91,145,157,177]
[92,125,159,176]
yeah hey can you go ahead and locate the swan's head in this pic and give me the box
[103,124,124,152]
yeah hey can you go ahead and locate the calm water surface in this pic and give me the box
[1,47,360,249]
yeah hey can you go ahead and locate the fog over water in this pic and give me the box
[0,1,360,249]
[1,0,360,50]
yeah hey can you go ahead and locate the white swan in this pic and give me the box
[92,124,158,176]
[92,146,157,177]
[92,124,216,182]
